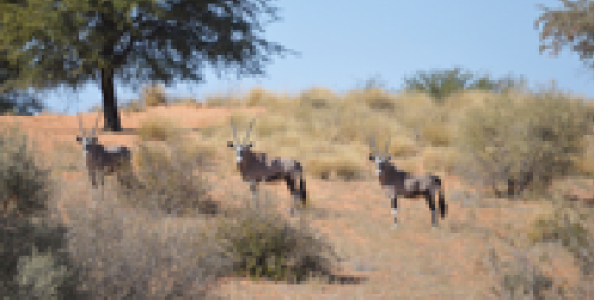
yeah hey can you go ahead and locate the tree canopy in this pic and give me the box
[535,0,594,69]
[0,0,291,130]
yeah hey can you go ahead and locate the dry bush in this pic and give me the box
[137,115,180,141]
[305,144,365,180]
[346,88,397,111]
[126,141,215,216]
[214,192,340,283]
[386,134,419,158]
[527,194,593,278]
[453,89,592,197]
[141,84,168,107]
[299,87,338,110]
[63,194,227,299]
[421,146,461,174]
[241,87,281,107]
[571,134,593,177]
[0,125,52,217]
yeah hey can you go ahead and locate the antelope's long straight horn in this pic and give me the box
[369,135,379,156]
[231,117,238,142]
[91,111,101,136]
[384,135,391,157]
[78,114,85,136]
[243,117,256,145]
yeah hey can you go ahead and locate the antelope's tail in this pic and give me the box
[299,177,308,207]
[434,176,447,219]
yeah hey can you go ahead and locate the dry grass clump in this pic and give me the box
[137,115,181,141]
[305,144,365,181]
[299,87,338,110]
[141,84,168,107]
[570,134,593,177]
[421,146,461,174]
[346,88,398,111]
[214,192,340,283]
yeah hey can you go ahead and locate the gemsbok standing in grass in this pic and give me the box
[227,117,308,215]
[76,113,135,190]
[369,135,447,228]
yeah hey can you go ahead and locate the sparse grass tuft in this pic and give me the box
[137,115,180,141]
[215,193,340,283]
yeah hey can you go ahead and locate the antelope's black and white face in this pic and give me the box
[369,153,391,176]
[76,134,99,156]
[227,141,253,163]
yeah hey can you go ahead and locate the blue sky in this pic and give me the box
[43,0,594,115]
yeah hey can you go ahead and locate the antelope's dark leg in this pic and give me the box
[426,191,438,227]
[249,180,258,208]
[391,195,398,228]
[284,175,298,216]
[89,169,97,189]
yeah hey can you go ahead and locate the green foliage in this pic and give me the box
[454,88,591,197]
[0,0,292,130]
[0,125,51,217]
[403,67,528,103]
[535,0,594,69]
[15,246,70,300]
[215,195,339,282]
[0,216,85,299]
[0,51,44,116]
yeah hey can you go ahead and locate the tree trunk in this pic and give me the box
[100,67,122,132]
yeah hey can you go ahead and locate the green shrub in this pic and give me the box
[0,125,51,217]
[215,194,340,282]
[403,67,527,103]
[137,115,180,141]
[0,216,85,299]
[454,89,591,197]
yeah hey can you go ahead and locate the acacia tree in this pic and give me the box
[0,0,290,131]
[535,0,594,69]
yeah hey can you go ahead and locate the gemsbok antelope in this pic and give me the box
[76,113,134,189]
[227,117,308,215]
[369,136,447,228]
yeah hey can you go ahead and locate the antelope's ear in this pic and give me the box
[227,141,234,147]
[368,154,375,161]
[76,136,82,142]
[388,156,392,161]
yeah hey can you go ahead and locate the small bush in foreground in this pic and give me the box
[0,125,51,217]
[0,216,84,299]
[215,194,340,283]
